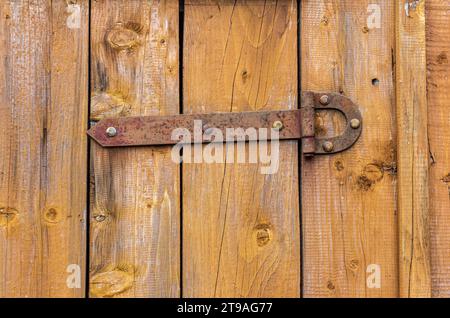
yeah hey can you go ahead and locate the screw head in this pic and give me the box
[272,120,284,131]
[350,118,361,129]
[105,127,117,137]
[319,95,330,105]
[322,141,334,153]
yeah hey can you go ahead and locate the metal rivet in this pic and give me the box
[323,141,334,152]
[106,127,117,137]
[272,120,284,131]
[350,118,361,129]
[320,95,330,105]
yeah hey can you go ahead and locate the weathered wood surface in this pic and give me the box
[0,0,446,299]
[0,0,88,297]
[301,0,398,297]
[427,0,450,298]
[89,0,180,297]
[182,0,300,297]
[396,0,431,298]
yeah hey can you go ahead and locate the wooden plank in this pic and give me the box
[182,0,300,297]
[0,0,88,297]
[426,0,450,298]
[396,0,431,298]
[89,0,180,298]
[301,0,398,297]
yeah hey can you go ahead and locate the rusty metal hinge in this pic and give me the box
[87,92,362,156]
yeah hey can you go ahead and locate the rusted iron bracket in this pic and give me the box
[87,92,363,156]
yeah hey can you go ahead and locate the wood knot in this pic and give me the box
[364,163,384,182]
[0,207,18,227]
[254,223,272,247]
[348,259,360,271]
[90,92,131,121]
[90,267,134,297]
[43,207,62,224]
[362,26,369,33]
[241,70,249,83]
[334,160,344,171]
[357,162,384,191]
[442,173,450,184]
[106,22,143,51]
[357,175,374,191]
[327,280,336,291]
[93,214,107,222]
[437,52,448,64]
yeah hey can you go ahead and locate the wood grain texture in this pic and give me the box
[89,0,180,298]
[426,0,450,298]
[301,0,398,297]
[0,0,88,297]
[396,0,431,298]
[182,0,300,297]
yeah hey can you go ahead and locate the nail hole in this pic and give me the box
[372,78,380,86]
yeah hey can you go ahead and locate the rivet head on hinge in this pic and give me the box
[350,118,361,129]
[322,141,334,152]
[272,120,284,131]
[105,127,117,137]
[319,95,330,105]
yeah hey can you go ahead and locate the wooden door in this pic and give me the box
[1,0,448,298]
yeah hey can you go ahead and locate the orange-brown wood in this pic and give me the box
[301,0,398,297]
[0,0,442,299]
[0,0,88,297]
[183,0,300,297]
[396,0,431,298]
[426,0,450,298]
[89,0,180,297]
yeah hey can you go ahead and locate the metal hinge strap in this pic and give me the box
[87,92,363,156]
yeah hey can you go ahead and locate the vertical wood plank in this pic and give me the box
[183,0,300,297]
[396,0,431,298]
[426,0,449,298]
[89,0,180,298]
[0,0,88,297]
[301,0,398,297]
